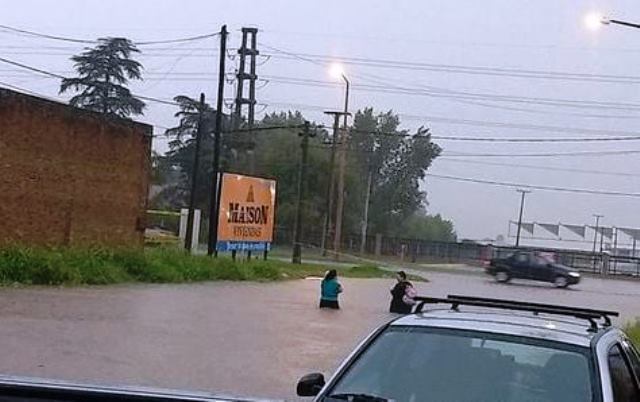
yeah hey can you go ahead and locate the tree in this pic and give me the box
[152,94,266,212]
[60,37,145,118]
[401,211,457,242]
[348,108,442,236]
[252,112,330,235]
[150,104,455,244]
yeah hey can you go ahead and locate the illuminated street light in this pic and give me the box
[585,13,607,30]
[585,13,640,30]
[329,63,346,80]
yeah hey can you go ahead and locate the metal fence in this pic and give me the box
[273,226,640,278]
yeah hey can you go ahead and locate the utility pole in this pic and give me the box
[208,25,227,256]
[515,189,531,247]
[292,121,314,264]
[233,27,259,183]
[320,111,349,256]
[333,78,350,259]
[359,170,373,254]
[185,93,206,252]
[592,214,603,254]
[233,28,259,128]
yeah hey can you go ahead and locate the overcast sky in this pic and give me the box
[3,0,640,249]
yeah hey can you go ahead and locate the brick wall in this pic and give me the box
[0,89,152,247]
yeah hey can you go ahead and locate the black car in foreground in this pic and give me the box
[486,250,581,288]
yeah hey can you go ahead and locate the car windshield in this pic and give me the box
[326,327,594,402]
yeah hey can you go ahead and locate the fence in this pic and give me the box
[273,226,640,278]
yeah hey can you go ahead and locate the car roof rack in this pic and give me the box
[414,294,619,333]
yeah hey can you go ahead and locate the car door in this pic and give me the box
[509,252,531,279]
[606,343,640,401]
[529,255,553,282]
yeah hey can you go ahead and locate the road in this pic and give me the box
[0,270,637,400]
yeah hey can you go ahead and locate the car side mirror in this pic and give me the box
[297,372,325,397]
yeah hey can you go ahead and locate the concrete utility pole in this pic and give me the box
[333,76,350,259]
[233,28,259,128]
[233,28,259,180]
[208,25,227,256]
[185,93,206,251]
[592,214,603,254]
[359,170,373,254]
[292,121,314,264]
[320,111,350,256]
[515,189,531,247]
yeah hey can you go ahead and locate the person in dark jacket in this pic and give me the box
[320,269,342,309]
[389,271,416,314]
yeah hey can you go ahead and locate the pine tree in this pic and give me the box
[60,37,145,118]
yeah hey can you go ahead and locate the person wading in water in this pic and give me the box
[389,271,416,314]
[319,269,343,309]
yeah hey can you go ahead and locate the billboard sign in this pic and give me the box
[217,173,276,251]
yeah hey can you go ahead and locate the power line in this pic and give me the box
[4,57,640,148]
[0,24,94,44]
[445,149,640,158]
[432,135,640,143]
[264,75,640,112]
[425,173,640,198]
[3,25,639,83]
[260,43,640,85]
[0,56,65,79]
[136,32,220,46]
[264,100,640,139]
[0,23,219,46]
[260,43,640,117]
[438,158,640,178]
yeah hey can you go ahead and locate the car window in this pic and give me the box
[514,253,529,264]
[326,327,593,402]
[608,344,640,402]
[622,340,640,382]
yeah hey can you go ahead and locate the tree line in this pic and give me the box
[59,37,457,243]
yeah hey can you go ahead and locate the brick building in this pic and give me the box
[0,88,152,247]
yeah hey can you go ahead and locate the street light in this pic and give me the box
[585,12,640,30]
[584,12,607,30]
[328,62,350,259]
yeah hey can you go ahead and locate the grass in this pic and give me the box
[625,319,640,348]
[0,246,419,286]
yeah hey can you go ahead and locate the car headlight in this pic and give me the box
[568,272,581,278]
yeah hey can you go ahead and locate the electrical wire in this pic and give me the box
[0,23,219,46]
[425,173,640,198]
[3,24,639,83]
[5,57,640,151]
[263,100,640,138]
[444,149,640,158]
[260,44,640,85]
[0,24,95,44]
[264,75,640,112]
[260,43,640,117]
[438,158,640,178]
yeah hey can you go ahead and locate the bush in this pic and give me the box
[625,320,640,349]
[0,246,417,286]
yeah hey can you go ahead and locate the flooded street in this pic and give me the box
[0,271,638,400]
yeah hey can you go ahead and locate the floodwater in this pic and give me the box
[0,271,637,400]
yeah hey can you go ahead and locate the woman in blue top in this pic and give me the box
[319,269,343,309]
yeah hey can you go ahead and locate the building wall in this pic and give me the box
[0,89,152,247]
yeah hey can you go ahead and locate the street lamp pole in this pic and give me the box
[603,18,640,29]
[333,73,350,258]
[321,111,350,256]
